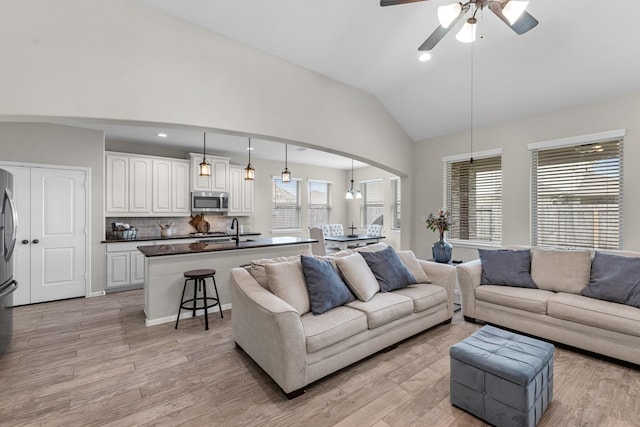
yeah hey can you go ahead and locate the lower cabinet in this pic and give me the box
[106,242,146,290]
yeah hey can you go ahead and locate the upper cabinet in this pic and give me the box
[189,153,230,193]
[228,165,254,215]
[105,152,190,216]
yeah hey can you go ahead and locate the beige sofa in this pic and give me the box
[457,247,640,365]
[230,244,457,398]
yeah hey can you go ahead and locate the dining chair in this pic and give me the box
[366,224,383,237]
[308,226,326,256]
[321,224,332,238]
[330,224,344,236]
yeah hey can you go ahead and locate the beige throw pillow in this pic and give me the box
[531,247,591,293]
[335,253,379,301]
[397,250,431,283]
[265,260,310,314]
[250,250,312,289]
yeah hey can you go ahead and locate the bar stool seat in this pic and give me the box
[176,268,223,330]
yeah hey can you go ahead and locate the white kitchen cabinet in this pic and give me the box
[106,152,190,216]
[106,242,146,290]
[189,153,230,193]
[229,165,254,215]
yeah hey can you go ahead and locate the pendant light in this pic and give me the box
[199,132,211,176]
[244,137,255,180]
[281,144,291,183]
[345,159,362,200]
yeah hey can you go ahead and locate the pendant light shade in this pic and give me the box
[244,137,255,180]
[281,144,291,183]
[199,132,211,177]
[345,159,362,200]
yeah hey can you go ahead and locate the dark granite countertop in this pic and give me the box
[137,236,317,257]
[102,232,261,244]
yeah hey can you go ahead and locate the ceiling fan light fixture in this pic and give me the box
[502,0,529,25]
[437,3,462,28]
[456,17,477,43]
[418,52,432,62]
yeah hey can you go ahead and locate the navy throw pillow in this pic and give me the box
[359,246,416,292]
[478,249,538,289]
[300,255,355,315]
[581,251,640,308]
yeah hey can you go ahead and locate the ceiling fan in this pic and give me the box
[380,0,539,51]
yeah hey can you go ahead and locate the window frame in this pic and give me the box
[442,148,503,246]
[271,175,302,233]
[307,179,332,227]
[390,177,401,230]
[361,178,385,227]
[528,129,625,250]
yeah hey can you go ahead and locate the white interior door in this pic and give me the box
[30,168,87,303]
[2,165,88,305]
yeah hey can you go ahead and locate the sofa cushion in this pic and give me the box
[346,292,413,329]
[335,253,379,302]
[300,255,355,315]
[393,284,448,313]
[265,260,310,315]
[397,250,431,284]
[478,249,537,289]
[359,246,417,292]
[581,251,640,308]
[250,250,312,289]
[301,306,368,353]
[476,285,556,314]
[531,248,591,294]
[352,242,388,253]
[548,292,640,338]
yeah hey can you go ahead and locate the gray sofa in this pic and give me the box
[457,247,640,365]
[230,243,457,398]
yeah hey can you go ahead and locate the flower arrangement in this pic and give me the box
[426,209,451,235]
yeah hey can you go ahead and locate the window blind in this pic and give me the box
[445,156,502,243]
[272,177,301,230]
[531,139,622,249]
[391,178,401,230]
[363,179,384,226]
[308,180,331,226]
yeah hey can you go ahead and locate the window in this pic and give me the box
[530,133,623,249]
[362,179,384,226]
[444,151,502,243]
[272,177,301,231]
[390,177,401,230]
[308,180,331,226]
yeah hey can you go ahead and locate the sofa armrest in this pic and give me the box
[418,260,457,317]
[230,267,307,394]
[456,259,482,319]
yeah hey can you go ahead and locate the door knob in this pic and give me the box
[22,240,29,245]
[32,239,39,244]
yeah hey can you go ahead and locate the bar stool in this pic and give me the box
[175,269,223,330]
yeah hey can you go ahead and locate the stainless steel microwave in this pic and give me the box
[191,191,229,213]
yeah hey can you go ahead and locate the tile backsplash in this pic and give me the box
[106,215,252,239]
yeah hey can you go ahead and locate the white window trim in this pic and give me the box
[441,148,503,163]
[271,175,302,233]
[527,129,625,151]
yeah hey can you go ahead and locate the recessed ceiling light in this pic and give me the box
[157,133,168,138]
[418,52,432,62]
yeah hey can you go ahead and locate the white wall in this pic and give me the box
[0,123,105,293]
[413,92,640,262]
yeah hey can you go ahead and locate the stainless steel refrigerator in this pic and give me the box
[0,168,18,356]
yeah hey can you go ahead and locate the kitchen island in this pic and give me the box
[138,237,316,326]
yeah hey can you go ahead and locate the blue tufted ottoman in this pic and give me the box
[450,325,554,427]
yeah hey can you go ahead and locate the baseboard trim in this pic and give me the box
[145,303,232,327]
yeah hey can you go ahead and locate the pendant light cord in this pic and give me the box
[469,4,475,164]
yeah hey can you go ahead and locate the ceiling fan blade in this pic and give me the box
[488,1,539,35]
[380,0,429,6]
[418,5,469,51]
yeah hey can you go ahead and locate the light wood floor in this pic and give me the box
[1,290,639,427]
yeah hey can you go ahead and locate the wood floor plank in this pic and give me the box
[1,289,639,426]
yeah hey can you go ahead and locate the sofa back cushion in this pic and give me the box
[531,247,591,293]
[265,260,310,314]
[478,249,537,288]
[396,250,431,284]
[335,253,380,302]
[581,251,640,308]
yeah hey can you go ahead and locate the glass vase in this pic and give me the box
[432,232,452,263]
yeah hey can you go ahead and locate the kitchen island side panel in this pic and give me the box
[143,243,310,325]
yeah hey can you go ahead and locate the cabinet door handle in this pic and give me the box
[32,239,39,244]
[22,240,29,245]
